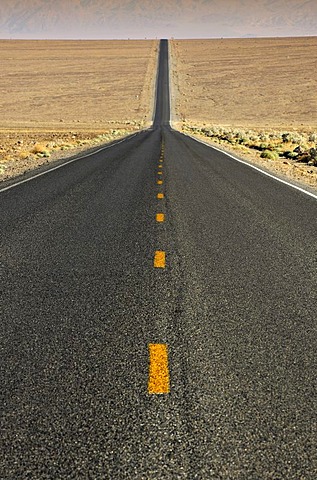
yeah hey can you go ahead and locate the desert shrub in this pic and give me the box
[260,150,279,160]
[31,143,48,154]
[282,150,291,158]
[297,153,311,163]
[205,130,214,137]
[269,132,279,140]
[259,143,270,150]
[283,151,298,159]
[225,134,235,143]
[300,144,310,152]
[308,133,317,142]
[294,145,305,154]
[290,133,305,144]
[307,147,317,165]
[282,132,291,143]
[260,134,269,142]
[309,147,317,160]
[233,129,244,139]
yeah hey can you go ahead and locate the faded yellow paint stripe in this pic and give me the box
[157,193,164,199]
[157,180,163,185]
[156,213,165,222]
[148,344,170,394]
[158,171,163,175]
[154,250,165,268]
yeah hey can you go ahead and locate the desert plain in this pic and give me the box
[170,37,317,190]
[1,37,317,191]
[0,39,157,180]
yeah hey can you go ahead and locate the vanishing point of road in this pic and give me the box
[1,40,316,479]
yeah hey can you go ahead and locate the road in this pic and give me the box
[1,39,317,479]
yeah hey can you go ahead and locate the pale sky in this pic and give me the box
[0,0,316,39]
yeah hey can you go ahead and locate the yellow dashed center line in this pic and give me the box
[148,344,170,394]
[149,144,169,392]
[154,250,165,268]
[156,213,165,222]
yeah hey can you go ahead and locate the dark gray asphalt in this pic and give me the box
[1,40,317,479]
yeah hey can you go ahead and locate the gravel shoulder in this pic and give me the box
[0,40,158,184]
[169,37,317,195]
[0,126,144,183]
[175,122,317,195]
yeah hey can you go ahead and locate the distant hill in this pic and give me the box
[0,0,316,38]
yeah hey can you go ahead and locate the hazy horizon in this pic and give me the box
[0,0,317,40]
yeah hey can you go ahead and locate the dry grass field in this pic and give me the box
[0,40,158,180]
[170,37,317,190]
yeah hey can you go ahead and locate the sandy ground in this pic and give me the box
[0,40,158,181]
[0,128,140,182]
[179,123,317,193]
[170,37,317,192]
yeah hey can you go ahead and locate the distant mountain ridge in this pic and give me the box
[0,0,316,38]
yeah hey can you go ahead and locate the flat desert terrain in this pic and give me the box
[170,37,317,190]
[0,40,158,180]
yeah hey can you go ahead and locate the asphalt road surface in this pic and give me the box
[1,40,317,479]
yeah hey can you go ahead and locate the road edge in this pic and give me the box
[177,129,317,201]
[0,130,146,193]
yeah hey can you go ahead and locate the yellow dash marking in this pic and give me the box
[157,180,163,185]
[156,213,165,222]
[154,250,165,268]
[158,171,163,175]
[157,193,164,199]
[148,344,170,394]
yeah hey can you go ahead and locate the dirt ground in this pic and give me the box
[0,40,158,181]
[170,37,317,192]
